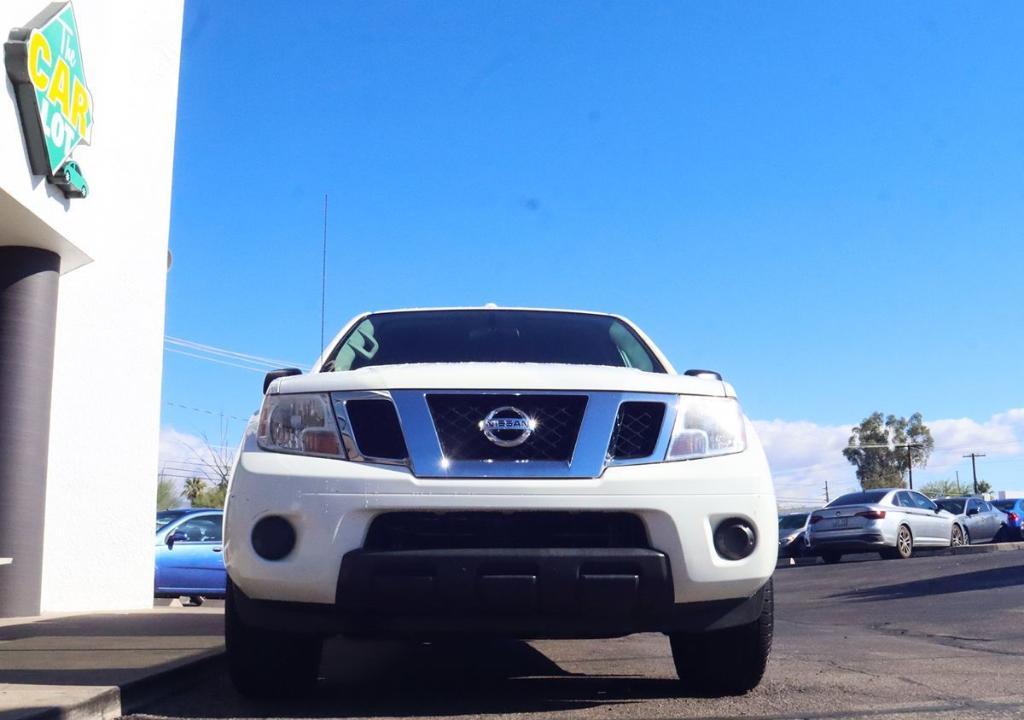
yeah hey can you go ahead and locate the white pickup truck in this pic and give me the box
[224,307,777,697]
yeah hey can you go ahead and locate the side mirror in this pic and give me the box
[966,507,979,516]
[684,369,723,381]
[263,367,302,394]
[166,531,186,549]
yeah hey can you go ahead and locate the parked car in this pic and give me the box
[990,498,1024,540]
[778,512,810,558]
[224,306,777,698]
[155,508,226,604]
[933,497,1006,544]
[806,489,956,563]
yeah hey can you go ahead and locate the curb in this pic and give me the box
[119,649,225,715]
[946,540,1024,556]
[776,541,1024,569]
[3,649,224,720]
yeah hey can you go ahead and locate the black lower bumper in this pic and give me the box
[232,548,769,639]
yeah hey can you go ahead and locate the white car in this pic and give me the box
[223,307,777,697]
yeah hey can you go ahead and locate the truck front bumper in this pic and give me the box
[230,546,769,639]
[224,433,778,628]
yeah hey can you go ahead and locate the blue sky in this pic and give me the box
[162,1,1024,502]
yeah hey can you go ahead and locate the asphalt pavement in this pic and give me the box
[128,550,1024,720]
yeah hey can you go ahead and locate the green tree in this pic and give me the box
[156,475,179,511]
[182,476,206,504]
[842,412,935,490]
[194,484,227,509]
[919,478,967,498]
[920,476,993,497]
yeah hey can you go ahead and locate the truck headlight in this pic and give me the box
[665,396,746,461]
[257,393,343,457]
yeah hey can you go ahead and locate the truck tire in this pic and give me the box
[670,579,773,696]
[225,580,322,698]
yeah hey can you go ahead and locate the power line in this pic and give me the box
[164,343,284,369]
[165,401,251,423]
[161,460,231,474]
[157,472,211,481]
[164,347,267,373]
[165,336,302,369]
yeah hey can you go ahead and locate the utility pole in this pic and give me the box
[906,445,914,490]
[955,470,961,494]
[963,453,986,494]
[845,441,923,490]
[824,481,829,503]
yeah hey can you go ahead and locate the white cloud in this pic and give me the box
[753,419,855,506]
[755,408,1024,508]
[928,413,1023,468]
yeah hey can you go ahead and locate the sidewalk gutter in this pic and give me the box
[776,540,1024,569]
[0,609,225,720]
[1,650,224,720]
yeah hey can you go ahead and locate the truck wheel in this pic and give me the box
[225,580,322,698]
[670,579,773,696]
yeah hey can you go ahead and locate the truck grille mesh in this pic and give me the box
[346,399,408,460]
[426,394,587,461]
[608,401,666,459]
[364,511,650,550]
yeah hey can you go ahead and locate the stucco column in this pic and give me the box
[0,246,59,617]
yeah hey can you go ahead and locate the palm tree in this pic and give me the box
[183,476,206,504]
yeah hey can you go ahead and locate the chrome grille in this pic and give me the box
[346,399,408,460]
[426,394,588,461]
[608,401,666,459]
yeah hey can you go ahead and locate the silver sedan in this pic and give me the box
[934,496,1007,544]
[806,488,957,564]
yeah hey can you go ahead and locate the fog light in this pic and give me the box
[714,518,757,561]
[251,516,296,560]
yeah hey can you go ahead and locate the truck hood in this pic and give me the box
[270,362,734,397]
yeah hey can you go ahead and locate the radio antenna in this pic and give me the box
[320,194,328,359]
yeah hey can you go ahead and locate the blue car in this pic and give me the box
[990,499,1024,540]
[155,509,227,601]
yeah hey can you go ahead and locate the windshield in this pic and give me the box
[992,500,1017,510]
[156,510,187,530]
[935,499,965,514]
[827,491,888,507]
[779,514,807,530]
[323,310,665,373]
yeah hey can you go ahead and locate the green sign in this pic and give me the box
[4,2,93,198]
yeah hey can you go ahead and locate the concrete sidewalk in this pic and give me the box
[0,607,224,720]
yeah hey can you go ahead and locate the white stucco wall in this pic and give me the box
[0,0,184,611]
